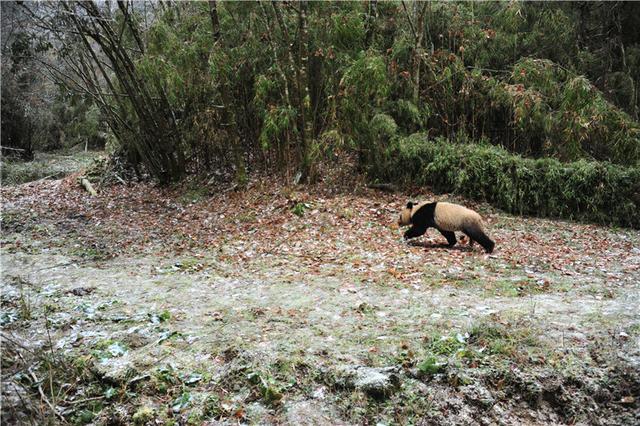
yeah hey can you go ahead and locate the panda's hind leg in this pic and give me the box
[438,229,457,247]
[463,224,495,253]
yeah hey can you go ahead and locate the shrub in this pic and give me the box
[383,135,640,228]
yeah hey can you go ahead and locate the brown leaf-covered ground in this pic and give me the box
[3,175,638,286]
[2,174,639,425]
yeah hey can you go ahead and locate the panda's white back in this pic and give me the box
[434,202,482,231]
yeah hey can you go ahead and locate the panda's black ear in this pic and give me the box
[406,201,414,209]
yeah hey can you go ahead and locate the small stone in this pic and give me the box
[462,384,495,408]
[334,365,399,398]
[93,357,137,384]
[69,286,96,296]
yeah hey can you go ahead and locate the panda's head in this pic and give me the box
[398,201,414,226]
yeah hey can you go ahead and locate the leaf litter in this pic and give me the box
[1,176,639,425]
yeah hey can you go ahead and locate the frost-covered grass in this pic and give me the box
[1,178,639,424]
[1,151,101,185]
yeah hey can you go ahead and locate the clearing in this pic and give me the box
[1,171,639,425]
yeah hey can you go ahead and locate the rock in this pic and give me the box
[462,384,495,408]
[121,330,152,349]
[334,365,400,398]
[244,402,271,424]
[93,357,137,384]
[69,286,96,296]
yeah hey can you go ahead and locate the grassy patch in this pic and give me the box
[1,151,100,185]
[468,320,541,359]
[68,245,113,261]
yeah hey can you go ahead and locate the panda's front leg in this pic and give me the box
[438,229,457,247]
[404,225,428,240]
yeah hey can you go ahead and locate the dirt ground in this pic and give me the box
[1,173,639,425]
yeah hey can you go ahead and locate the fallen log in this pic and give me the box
[367,183,397,193]
[79,177,97,196]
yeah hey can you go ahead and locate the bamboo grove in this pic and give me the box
[3,1,640,225]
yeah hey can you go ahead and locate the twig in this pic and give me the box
[44,315,61,408]
[367,183,397,193]
[10,382,37,426]
[28,369,68,424]
[264,250,330,262]
[400,0,418,41]
[1,332,35,354]
[63,395,105,406]
[465,65,511,74]
[34,262,74,272]
[32,175,57,183]
[127,373,150,386]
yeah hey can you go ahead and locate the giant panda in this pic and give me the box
[398,201,495,253]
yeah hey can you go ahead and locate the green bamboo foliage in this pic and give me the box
[42,1,639,224]
[124,1,639,174]
[385,134,640,228]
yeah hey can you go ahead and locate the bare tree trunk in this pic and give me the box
[297,1,311,181]
[365,0,378,48]
[401,0,428,105]
[66,0,184,183]
[257,1,293,169]
[272,1,310,182]
[116,1,145,54]
[413,3,427,105]
[258,2,291,106]
[208,0,246,185]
